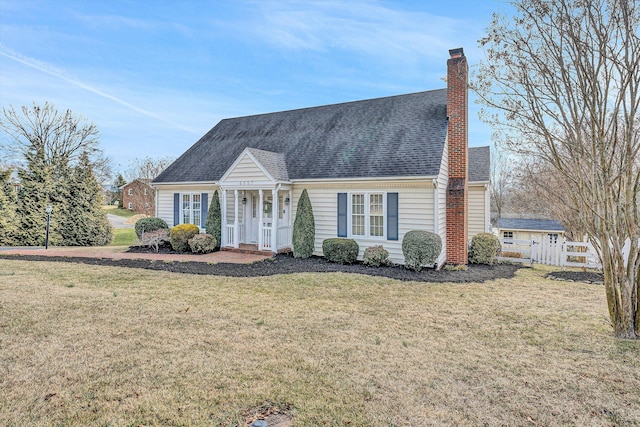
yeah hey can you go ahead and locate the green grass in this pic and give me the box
[103,205,139,219]
[0,260,638,426]
[110,228,138,246]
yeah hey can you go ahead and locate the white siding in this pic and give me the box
[436,139,448,267]
[292,179,435,265]
[468,184,488,239]
[224,154,271,184]
[155,185,217,228]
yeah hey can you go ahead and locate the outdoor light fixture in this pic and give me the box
[45,205,52,250]
[284,197,290,205]
[242,197,247,204]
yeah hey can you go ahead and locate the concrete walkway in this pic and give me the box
[0,246,271,264]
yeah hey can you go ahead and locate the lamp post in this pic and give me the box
[45,205,52,250]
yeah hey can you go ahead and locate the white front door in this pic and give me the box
[246,191,274,245]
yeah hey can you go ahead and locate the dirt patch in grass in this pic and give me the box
[0,250,520,283]
[547,270,604,284]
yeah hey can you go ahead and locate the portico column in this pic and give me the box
[258,189,264,250]
[221,189,227,247]
[233,189,239,248]
[288,190,293,247]
[271,188,278,253]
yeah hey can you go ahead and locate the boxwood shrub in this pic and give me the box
[169,224,200,252]
[402,230,442,271]
[469,232,501,265]
[134,217,169,240]
[322,238,359,264]
[363,245,390,267]
[189,233,217,254]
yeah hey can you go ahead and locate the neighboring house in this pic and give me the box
[152,48,490,265]
[121,179,155,215]
[495,218,566,245]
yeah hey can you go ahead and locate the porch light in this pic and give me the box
[284,197,290,205]
[242,197,247,204]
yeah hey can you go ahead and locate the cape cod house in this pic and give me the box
[152,48,490,265]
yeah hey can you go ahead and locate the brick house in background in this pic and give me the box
[152,48,490,266]
[121,179,155,215]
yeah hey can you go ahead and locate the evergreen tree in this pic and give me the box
[15,147,62,246]
[205,190,221,250]
[0,168,19,245]
[292,189,315,258]
[62,151,112,246]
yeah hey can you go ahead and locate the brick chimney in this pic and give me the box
[446,47,468,265]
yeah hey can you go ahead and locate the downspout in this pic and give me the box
[432,178,438,234]
[154,186,158,218]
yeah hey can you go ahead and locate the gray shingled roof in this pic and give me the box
[154,89,449,183]
[468,146,490,182]
[497,218,565,232]
[245,148,289,181]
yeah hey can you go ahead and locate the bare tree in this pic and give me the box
[490,147,514,222]
[474,0,640,338]
[0,102,109,178]
[125,156,174,182]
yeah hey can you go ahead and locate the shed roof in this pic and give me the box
[497,218,565,232]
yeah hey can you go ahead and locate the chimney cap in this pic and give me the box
[449,47,464,58]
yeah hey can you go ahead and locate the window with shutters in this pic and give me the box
[349,192,385,239]
[181,193,201,226]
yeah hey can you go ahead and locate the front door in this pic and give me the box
[247,192,273,244]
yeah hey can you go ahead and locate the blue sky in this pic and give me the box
[0,0,506,174]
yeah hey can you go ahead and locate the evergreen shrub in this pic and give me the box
[469,232,501,265]
[170,224,200,252]
[205,190,221,250]
[363,245,391,267]
[402,230,442,271]
[322,238,359,264]
[292,189,315,258]
[135,217,169,240]
[188,233,217,254]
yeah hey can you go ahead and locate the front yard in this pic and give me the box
[0,260,638,426]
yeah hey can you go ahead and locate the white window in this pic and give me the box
[128,202,133,210]
[181,193,201,226]
[503,231,513,244]
[548,233,559,244]
[144,188,148,195]
[349,192,385,239]
[128,188,132,196]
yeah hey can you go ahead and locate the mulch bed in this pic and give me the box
[546,270,604,285]
[0,249,521,283]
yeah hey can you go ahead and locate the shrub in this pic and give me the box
[205,190,221,250]
[322,238,359,264]
[402,230,442,271]
[140,229,170,252]
[292,189,315,258]
[135,217,169,240]
[189,233,217,254]
[469,232,501,265]
[169,223,200,252]
[363,245,390,267]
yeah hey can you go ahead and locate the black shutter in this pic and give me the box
[387,192,398,241]
[337,193,347,237]
[201,193,208,228]
[173,193,180,226]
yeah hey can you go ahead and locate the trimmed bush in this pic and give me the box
[469,232,501,265]
[292,189,315,258]
[402,230,442,271]
[189,233,217,254]
[363,245,390,267]
[323,238,359,264]
[205,190,221,250]
[135,217,169,240]
[169,223,200,252]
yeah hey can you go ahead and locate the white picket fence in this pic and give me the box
[497,238,601,269]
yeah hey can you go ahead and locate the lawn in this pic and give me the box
[0,260,638,426]
[102,205,140,219]
[110,228,139,246]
